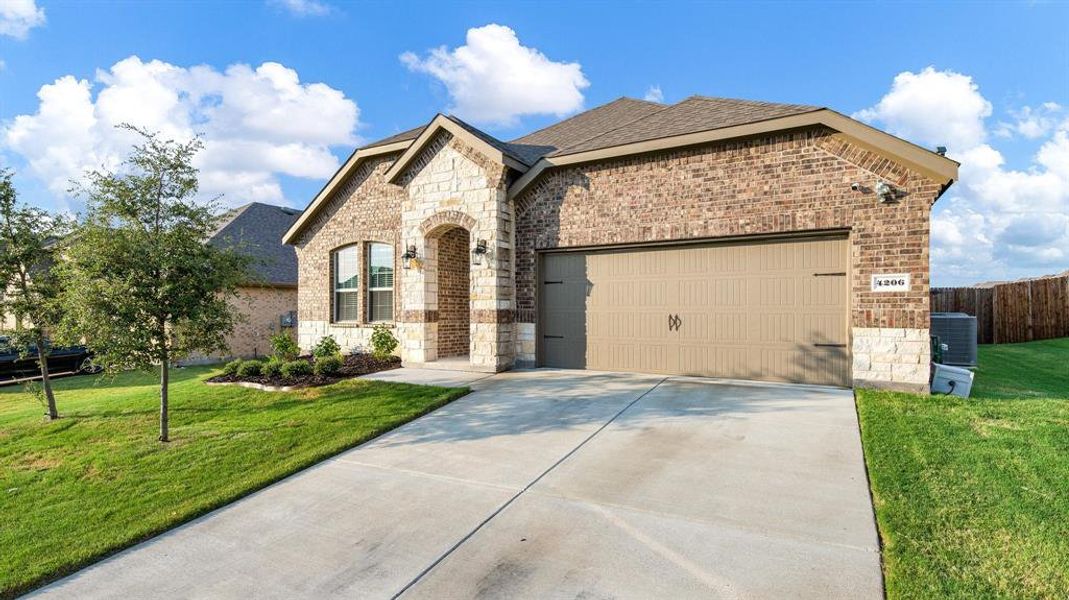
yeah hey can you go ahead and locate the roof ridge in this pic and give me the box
[681,94,821,110]
[508,97,656,144]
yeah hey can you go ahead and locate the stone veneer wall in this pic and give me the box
[436,226,471,357]
[394,131,515,371]
[291,154,404,353]
[851,327,931,392]
[513,126,942,390]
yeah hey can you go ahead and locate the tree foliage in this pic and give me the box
[0,169,71,419]
[56,126,249,441]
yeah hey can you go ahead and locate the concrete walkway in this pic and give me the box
[30,369,881,599]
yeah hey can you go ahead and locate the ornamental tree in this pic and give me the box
[57,126,249,441]
[0,169,71,419]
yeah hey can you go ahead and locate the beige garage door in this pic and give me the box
[540,236,850,386]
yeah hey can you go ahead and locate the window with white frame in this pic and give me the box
[333,246,359,322]
[368,243,394,322]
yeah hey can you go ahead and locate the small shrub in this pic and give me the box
[312,335,341,359]
[222,358,243,376]
[370,324,398,360]
[280,359,312,380]
[236,359,263,377]
[270,332,300,362]
[313,354,343,376]
[261,357,284,378]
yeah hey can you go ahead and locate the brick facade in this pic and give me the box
[182,285,297,364]
[293,124,942,391]
[513,127,941,390]
[436,226,471,357]
[291,155,404,352]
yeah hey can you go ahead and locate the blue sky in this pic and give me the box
[1,0,1067,285]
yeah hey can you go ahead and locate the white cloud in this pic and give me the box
[401,24,589,127]
[644,85,664,103]
[854,67,991,152]
[267,0,331,17]
[995,103,1063,139]
[858,67,1069,285]
[2,56,359,210]
[0,0,45,39]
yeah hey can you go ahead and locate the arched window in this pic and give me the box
[333,246,359,322]
[368,243,394,322]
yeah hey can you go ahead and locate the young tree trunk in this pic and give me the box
[37,338,59,420]
[159,352,170,442]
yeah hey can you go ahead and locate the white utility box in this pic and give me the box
[931,363,975,398]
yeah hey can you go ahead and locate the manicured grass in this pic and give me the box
[0,367,468,598]
[857,338,1069,599]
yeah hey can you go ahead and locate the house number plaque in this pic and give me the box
[871,273,910,292]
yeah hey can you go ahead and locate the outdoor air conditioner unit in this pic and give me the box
[930,312,978,367]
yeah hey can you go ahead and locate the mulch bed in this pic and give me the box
[206,353,401,388]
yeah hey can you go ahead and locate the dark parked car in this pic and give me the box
[0,336,96,382]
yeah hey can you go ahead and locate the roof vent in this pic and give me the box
[936,146,947,156]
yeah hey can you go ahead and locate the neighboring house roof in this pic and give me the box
[210,202,302,286]
[284,95,960,245]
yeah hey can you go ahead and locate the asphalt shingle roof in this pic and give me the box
[210,202,302,286]
[357,95,819,167]
[551,96,820,155]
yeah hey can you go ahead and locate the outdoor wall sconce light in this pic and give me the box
[401,244,418,269]
[850,181,907,204]
[874,181,907,204]
[471,239,490,266]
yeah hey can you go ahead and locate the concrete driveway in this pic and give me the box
[30,369,882,599]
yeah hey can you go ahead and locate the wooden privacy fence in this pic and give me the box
[931,274,1069,344]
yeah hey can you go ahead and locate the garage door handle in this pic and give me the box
[543,334,564,339]
[668,314,681,331]
[813,343,846,348]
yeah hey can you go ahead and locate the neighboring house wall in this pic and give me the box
[291,155,404,352]
[514,127,940,391]
[226,286,298,358]
[182,285,297,364]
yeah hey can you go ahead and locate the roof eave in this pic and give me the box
[507,109,959,199]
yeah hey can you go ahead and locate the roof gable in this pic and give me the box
[382,114,531,184]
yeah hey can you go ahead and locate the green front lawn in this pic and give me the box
[857,338,1069,599]
[0,367,468,598]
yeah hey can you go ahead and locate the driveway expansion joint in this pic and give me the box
[390,377,669,599]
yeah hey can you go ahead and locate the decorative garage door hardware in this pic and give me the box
[813,272,847,277]
[668,314,682,331]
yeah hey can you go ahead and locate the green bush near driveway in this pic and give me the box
[0,366,468,598]
[857,338,1069,599]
